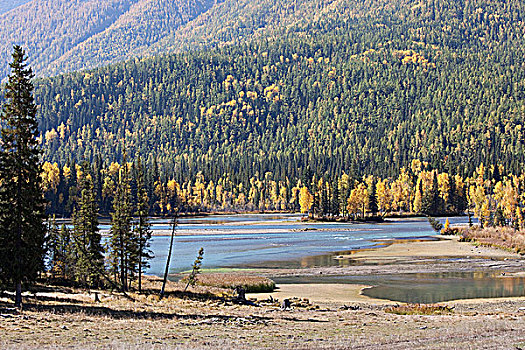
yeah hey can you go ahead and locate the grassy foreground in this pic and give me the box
[1,237,525,349]
[0,274,524,349]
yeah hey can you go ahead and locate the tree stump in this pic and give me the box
[281,298,291,310]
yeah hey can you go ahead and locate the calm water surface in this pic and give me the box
[274,272,525,303]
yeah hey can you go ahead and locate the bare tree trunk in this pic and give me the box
[138,226,143,293]
[119,232,127,292]
[15,163,22,308]
[14,282,22,308]
[160,214,177,299]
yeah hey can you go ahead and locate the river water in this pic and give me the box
[137,214,469,274]
[93,213,524,303]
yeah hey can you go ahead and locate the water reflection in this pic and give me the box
[274,272,525,303]
[241,237,442,269]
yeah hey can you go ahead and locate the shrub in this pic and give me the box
[427,217,443,232]
[441,218,460,235]
[181,273,276,293]
[385,304,454,315]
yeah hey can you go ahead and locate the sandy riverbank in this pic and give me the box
[342,235,520,260]
[247,235,524,304]
[248,283,393,304]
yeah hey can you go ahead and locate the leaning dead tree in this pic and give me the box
[160,213,177,299]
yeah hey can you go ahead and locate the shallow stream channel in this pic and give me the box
[94,213,525,303]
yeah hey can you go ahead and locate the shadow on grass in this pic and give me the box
[23,303,327,323]
[1,297,327,324]
[141,288,226,302]
[22,302,271,322]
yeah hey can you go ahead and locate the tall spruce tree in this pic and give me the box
[109,155,135,291]
[421,172,440,216]
[71,165,104,287]
[52,224,73,280]
[133,156,153,293]
[0,46,46,307]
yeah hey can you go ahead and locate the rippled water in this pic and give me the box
[66,213,525,302]
[140,214,470,274]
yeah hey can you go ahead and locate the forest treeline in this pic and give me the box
[42,156,525,231]
[34,0,525,186]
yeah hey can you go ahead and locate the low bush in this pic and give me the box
[385,304,453,315]
[181,273,276,293]
[459,226,525,254]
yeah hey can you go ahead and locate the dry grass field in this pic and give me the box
[0,276,524,349]
[460,226,525,255]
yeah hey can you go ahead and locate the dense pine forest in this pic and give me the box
[34,0,525,190]
[0,0,30,14]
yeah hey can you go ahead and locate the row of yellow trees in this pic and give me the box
[41,159,525,229]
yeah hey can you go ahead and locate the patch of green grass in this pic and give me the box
[385,304,454,315]
[181,273,276,293]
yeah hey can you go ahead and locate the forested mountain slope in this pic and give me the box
[1,0,366,79]
[0,0,215,80]
[41,0,217,76]
[34,0,525,185]
[0,0,138,79]
[2,0,472,80]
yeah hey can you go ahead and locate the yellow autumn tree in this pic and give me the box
[42,161,60,193]
[410,159,422,176]
[413,179,423,213]
[441,218,452,235]
[376,178,392,215]
[470,183,489,227]
[347,183,368,218]
[299,186,313,216]
[391,167,411,212]
[338,173,351,216]
[501,178,519,225]
[437,173,450,205]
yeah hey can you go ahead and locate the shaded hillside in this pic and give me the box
[0,0,138,80]
[0,0,32,14]
[0,0,215,80]
[34,0,525,184]
[1,0,439,79]
[43,0,217,76]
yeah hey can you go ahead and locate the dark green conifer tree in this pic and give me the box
[331,180,340,217]
[422,172,441,216]
[368,180,378,216]
[54,224,73,280]
[45,215,59,277]
[109,155,135,291]
[71,165,104,287]
[0,46,46,307]
[133,157,153,293]
[447,174,457,213]
[321,181,330,217]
